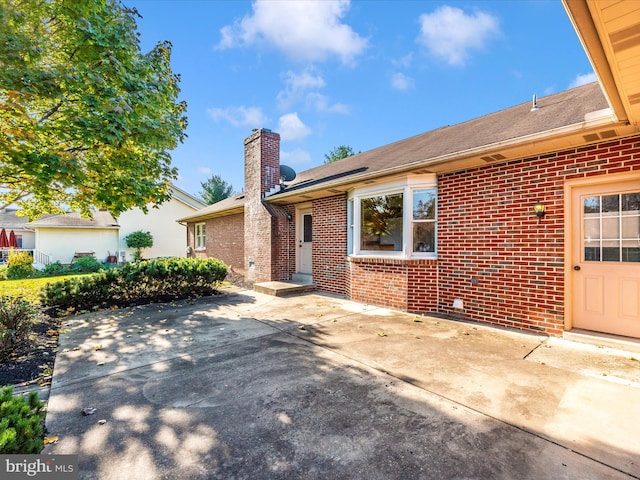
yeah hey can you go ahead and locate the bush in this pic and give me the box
[0,296,36,362]
[0,266,6,281]
[6,251,35,280]
[0,386,45,454]
[70,255,103,273]
[42,261,65,275]
[41,257,228,312]
[125,230,153,262]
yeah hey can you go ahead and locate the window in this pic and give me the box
[412,189,436,253]
[584,191,640,262]
[195,223,206,249]
[361,193,403,251]
[349,176,437,258]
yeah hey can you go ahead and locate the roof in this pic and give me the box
[182,82,622,220]
[177,193,245,223]
[277,82,610,198]
[169,184,207,210]
[26,211,119,229]
[0,209,32,230]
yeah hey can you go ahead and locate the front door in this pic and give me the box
[570,178,640,337]
[298,209,312,274]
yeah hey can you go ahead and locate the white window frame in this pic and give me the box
[348,175,437,259]
[195,222,206,250]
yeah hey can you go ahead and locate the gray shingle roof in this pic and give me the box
[26,211,119,228]
[282,82,608,193]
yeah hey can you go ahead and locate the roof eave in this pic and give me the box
[268,114,635,204]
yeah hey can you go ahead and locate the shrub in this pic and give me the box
[41,257,228,312]
[125,230,153,262]
[70,255,102,273]
[0,386,45,454]
[0,296,36,362]
[42,261,65,275]
[0,266,6,280]
[6,251,35,280]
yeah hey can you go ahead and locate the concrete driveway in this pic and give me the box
[43,286,640,479]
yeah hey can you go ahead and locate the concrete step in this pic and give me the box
[253,280,316,297]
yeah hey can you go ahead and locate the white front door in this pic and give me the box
[570,177,640,337]
[298,209,312,274]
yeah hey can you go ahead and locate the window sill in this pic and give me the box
[347,255,437,265]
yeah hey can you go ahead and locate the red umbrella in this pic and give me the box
[8,230,18,248]
[0,228,8,248]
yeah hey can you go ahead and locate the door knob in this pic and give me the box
[573,265,581,271]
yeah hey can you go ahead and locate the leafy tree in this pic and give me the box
[324,145,360,164]
[0,0,187,219]
[200,174,233,205]
[125,230,153,262]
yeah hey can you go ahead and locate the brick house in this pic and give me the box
[179,1,640,340]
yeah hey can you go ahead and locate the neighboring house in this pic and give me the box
[5,185,204,265]
[0,208,35,250]
[179,1,640,341]
[26,211,119,265]
[117,185,206,262]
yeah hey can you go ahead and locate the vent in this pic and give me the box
[630,93,640,106]
[481,153,507,163]
[583,129,618,143]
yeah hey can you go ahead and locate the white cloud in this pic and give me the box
[217,0,368,64]
[417,6,499,66]
[277,69,326,109]
[305,92,350,114]
[197,167,213,176]
[278,112,311,141]
[207,106,268,128]
[392,53,414,69]
[281,148,312,166]
[569,72,597,88]
[391,72,414,91]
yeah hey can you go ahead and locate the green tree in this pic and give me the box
[125,230,153,262]
[0,0,187,219]
[323,145,360,164]
[200,174,233,205]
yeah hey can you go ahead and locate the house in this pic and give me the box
[179,0,640,340]
[116,185,206,262]
[1,185,205,265]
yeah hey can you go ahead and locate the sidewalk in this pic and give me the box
[43,286,640,479]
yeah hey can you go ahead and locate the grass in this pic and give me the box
[1,275,88,304]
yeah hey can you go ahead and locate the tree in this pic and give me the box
[324,145,360,164]
[199,174,233,205]
[125,230,153,262]
[0,0,187,219]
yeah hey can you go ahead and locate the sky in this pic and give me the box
[127,0,596,199]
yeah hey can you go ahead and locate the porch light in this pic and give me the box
[533,201,546,222]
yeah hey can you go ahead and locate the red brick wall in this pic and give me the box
[437,135,640,335]
[187,214,244,271]
[348,258,438,311]
[312,195,348,295]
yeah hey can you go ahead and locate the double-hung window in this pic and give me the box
[348,175,437,258]
[195,223,206,250]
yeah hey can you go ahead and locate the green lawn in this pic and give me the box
[1,275,87,304]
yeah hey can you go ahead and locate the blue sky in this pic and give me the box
[128,0,596,199]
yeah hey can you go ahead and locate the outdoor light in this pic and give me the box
[533,201,546,222]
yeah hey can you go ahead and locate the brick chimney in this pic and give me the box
[244,129,281,282]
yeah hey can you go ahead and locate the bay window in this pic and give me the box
[349,176,437,258]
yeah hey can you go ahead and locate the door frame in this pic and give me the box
[563,171,639,332]
[296,203,313,274]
